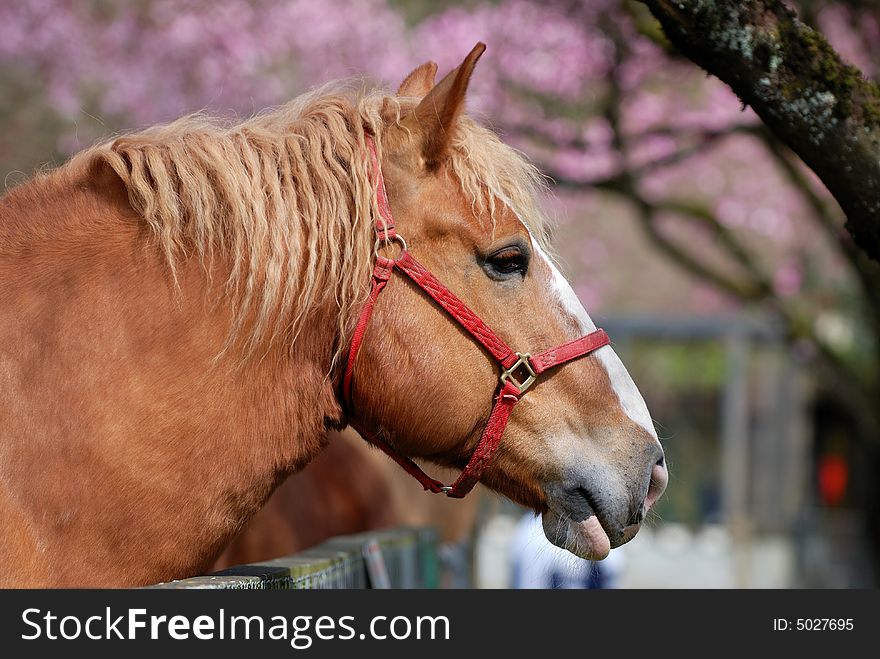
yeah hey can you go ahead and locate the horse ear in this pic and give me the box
[403,42,486,169]
[397,61,438,98]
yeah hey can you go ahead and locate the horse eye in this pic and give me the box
[485,246,529,279]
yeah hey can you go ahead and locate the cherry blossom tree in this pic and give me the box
[638,0,880,262]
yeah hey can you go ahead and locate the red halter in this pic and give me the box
[342,135,611,498]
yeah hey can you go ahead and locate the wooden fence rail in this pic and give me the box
[147,527,439,589]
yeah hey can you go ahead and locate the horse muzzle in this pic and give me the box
[542,452,668,560]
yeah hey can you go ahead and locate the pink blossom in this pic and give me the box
[773,261,803,298]
[0,0,863,322]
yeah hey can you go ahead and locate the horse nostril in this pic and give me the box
[644,455,668,512]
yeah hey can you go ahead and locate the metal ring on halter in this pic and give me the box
[377,232,407,257]
[390,233,407,251]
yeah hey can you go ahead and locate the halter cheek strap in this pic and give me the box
[342,135,611,499]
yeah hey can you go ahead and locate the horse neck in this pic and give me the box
[0,163,345,586]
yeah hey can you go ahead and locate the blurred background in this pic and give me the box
[2,0,878,588]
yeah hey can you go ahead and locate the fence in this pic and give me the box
[148,527,439,589]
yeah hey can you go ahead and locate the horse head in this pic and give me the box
[346,45,667,560]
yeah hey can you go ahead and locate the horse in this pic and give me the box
[214,427,482,571]
[0,43,667,587]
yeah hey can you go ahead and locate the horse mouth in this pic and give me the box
[541,507,641,561]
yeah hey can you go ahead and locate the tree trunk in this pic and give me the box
[638,0,880,261]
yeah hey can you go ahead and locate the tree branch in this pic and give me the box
[651,198,775,297]
[638,0,880,261]
[589,26,878,426]
[616,183,877,424]
[614,183,770,301]
[756,128,880,330]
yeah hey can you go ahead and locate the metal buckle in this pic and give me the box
[500,352,537,394]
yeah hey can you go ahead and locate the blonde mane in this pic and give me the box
[77,82,551,361]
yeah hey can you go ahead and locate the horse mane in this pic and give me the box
[67,81,551,361]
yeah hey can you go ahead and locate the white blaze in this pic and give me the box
[531,241,658,441]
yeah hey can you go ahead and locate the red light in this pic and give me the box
[817,454,848,507]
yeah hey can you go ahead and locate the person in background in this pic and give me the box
[510,513,624,589]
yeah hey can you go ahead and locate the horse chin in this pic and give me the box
[542,509,612,561]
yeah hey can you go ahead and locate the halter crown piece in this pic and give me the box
[342,135,611,498]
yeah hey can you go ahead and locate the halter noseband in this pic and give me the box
[342,135,611,498]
